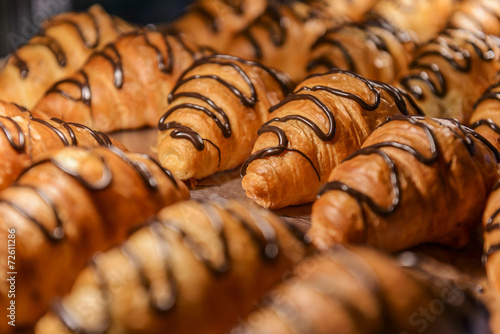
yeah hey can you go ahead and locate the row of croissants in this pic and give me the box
[1,0,500,333]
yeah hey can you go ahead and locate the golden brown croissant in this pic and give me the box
[469,81,500,151]
[157,54,293,180]
[306,19,413,84]
[232,247,490,334]
[398,28,500,123]
[0,101,125,190]
[31,29,201,132]
[483,181,500,297]
[370,0,457,44]
[241,69,423,209]
[167,0,268,53]
[308,0,379,23]
[0,4,134,110]
[449,0,500,36]
[225,2,332,82]
[34,198,309,334]
[0,146,189,332]
[309,116,499,252]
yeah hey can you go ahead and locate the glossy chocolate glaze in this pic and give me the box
[44,30,195,120]
[240,70,423,180]
[0,104,112,153]
[317,116,499,221]
[400,29,496,101]
[307,19,409,74]
[11,11,100,79]
[52,199,306,333]
[158,54,293,164]
[0,146,178,244]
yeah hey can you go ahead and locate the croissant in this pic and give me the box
[0,146,189,332]
[232,247,490,334]
[32,29,201,132]
[157,54,292,180]
[308,0,379,23]
[369,0,457,44]
[34,198,309,334]
[167,0,268,53]
[448,0,500,36]
[483,181,500,297]
[469,81,500,151]
[398,28,500,123]
[0,101,126,190]
[0,4,134,109]
[225,2,331,82]
[309,116,499,252]
[241,69,423,209]
[306,19,413,84]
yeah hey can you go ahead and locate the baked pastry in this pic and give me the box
[449,0,500,36]
[0,146,189,332]
[309,0,379,23]
[167,0,268,53]
[232,247,490,334]
[157,54,293,180]
[226,1,332,82]
[398,28,500,123]
[241,69,423,209]
[32,29,201,132]
[0,101,125,190]
[309,116,499,252]
[370,0,457,44]
[469,81,500,151]
[483,181,500,295]
[306,19,413,84]
[34,198,309,334]
[0,4,134,109]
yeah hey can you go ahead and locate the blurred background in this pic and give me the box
[0,0,196,57]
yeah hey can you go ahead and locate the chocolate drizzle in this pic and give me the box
[0,105,112,153]
[44,30,195,118]
[158,54,293,165]
[317,116,500,220]
[52,199,304,333]
[307,19,408,74]
[237,4,287,60]
[11,10,101,78]
[400,29,497,101]
[0,147,178,246]
[240,70,423,180]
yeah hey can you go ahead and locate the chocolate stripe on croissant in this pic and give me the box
[0,147,177,243]
[318,116,500,218]
[44,30,195,110]
[307,19,408,74]
[11,10,101,79]
[51,199,305,333]
[240,70,424,180]
[0,105,112,152]
[400,30,496,100]
[158,54,292,156]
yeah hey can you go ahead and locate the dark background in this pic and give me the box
[0,0,196,57]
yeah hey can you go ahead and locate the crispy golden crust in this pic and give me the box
[469,81,500,152]
[449,0,500,36]
[0,146,189,332]
[398,29,500,123]
[168,0,268,53]
[309,116,499,252]
[157,54,293,180]
[233,247,489,334]
[483,183,500,296]
[370,0,456,44]
[241,70,423,209]
[32,30,201,132]
[34,199,308,334]
[0,101,125,190]
[0,4,134,109]
[306,21,412,84]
